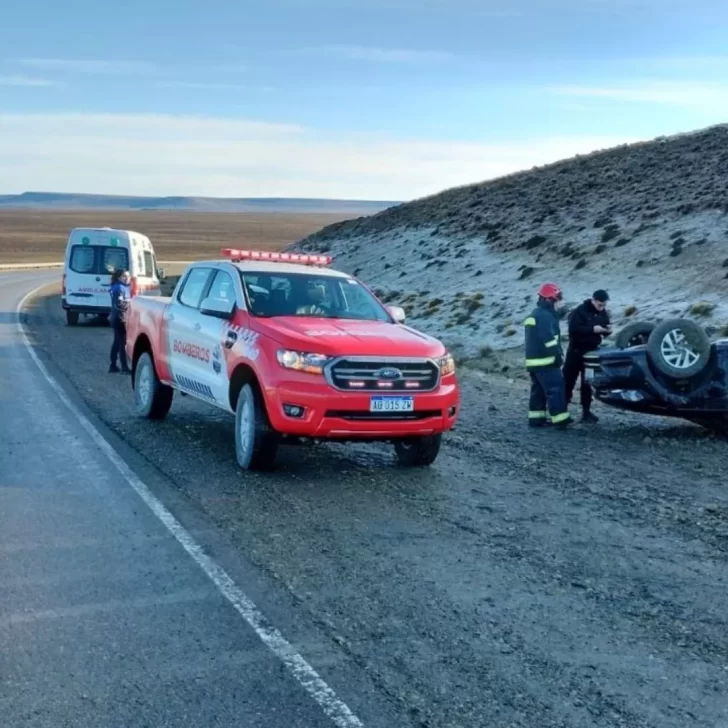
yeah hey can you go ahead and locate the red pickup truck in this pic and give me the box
[125,249,460,470]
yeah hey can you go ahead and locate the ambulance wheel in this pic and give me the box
[394,433,442,467]
[235,383,279,471]
[66,310,79,326]
[134,351,173,420]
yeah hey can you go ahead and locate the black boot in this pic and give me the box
[581,410,599,424]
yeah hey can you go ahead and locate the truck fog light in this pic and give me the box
[283,403,306,418]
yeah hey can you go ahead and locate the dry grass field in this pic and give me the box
[0,208,353,264]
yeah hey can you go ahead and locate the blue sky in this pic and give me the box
[1,0,727,200]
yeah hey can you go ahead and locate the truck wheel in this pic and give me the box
[394,434,442,467]
[235,383,279,471]
[614,321,655,349]
[66,310,79,326]
[134,351,173,419]
[646,318,712,379]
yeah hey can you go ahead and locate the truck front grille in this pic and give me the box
[326,357,440,392]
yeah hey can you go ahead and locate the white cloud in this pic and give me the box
[549,82,728,108]
[0,75,55,87]
[0,112,643,200]
[161,81,275,92]
[13,58,158,74]
[294,45,459,63]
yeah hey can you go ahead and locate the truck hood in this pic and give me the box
[253,317,447,358]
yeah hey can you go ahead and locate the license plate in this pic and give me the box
[584,367,594,380]
[370,396,414,412]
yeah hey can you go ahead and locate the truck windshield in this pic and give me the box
[239,271,392,322]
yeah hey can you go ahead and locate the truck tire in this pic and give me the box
[235,383,279,471]
[66,310,79,326]
[394,434,442,467]
[646,318,712,379]
[134,351,174,419]
[614,321,655,349]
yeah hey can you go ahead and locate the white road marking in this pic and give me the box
[15,285,365,728]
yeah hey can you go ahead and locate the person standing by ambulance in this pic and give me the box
[109,268,131,374]
[524,283,571,428]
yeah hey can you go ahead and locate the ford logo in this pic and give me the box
[375,367,402,380]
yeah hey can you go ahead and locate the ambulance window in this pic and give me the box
[69,245,96,274]
[143,251,154,277]
[178,267,213,309]
[102,247,130,274]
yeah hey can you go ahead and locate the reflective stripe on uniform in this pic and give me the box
[550,411,570,424]
[528,410,547,419]
[545,337,559,348]
[525,356,556,367]
[524,317,536,326]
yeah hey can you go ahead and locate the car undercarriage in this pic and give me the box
[584,317,728,433]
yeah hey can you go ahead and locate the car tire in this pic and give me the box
[66,310,79,326]
[234,383,279,471]
[646,318,712,379]
[134,351,173,419]
[614,321,655,349]
[394,434,442,466]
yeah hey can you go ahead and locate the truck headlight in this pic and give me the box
[438,353,456,376]
[276,349,330,375]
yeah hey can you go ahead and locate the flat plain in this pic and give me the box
[0,208,352,264]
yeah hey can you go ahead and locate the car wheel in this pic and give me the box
[234,383,279,471]
[134,351,173,419]
[394,434,442,466]
[66,310,79,326]
[614,321,655,349]
[646,318,712,379]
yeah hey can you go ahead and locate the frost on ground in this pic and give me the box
[290,123,728,364]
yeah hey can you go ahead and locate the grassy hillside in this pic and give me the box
[292,123,728,359]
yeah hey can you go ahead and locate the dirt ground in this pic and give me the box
[21,284,728,728]
[0,209,351,264]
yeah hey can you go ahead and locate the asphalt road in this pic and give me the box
[8,272,728,727]
[0,271,393,728]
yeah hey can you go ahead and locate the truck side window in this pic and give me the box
[178,268,213,309]
[206,270,236,305]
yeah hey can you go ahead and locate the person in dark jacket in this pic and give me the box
[563,289,612,423]
[109,268,131,374]
[524,282,571,428]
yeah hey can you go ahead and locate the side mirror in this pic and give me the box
[388,305,406,324]
[200,296,235,320]
[157,267,167,282]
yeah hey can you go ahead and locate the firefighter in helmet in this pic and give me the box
[524,283,572,428]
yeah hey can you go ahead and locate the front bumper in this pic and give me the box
[263,376,460,439]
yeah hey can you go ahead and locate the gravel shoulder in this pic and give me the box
[23,286,728,728]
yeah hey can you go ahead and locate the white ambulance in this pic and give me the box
[61,227,162,326]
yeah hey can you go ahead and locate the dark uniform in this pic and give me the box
[524,296,570,427]
[109,274,131,374]
[563,291,611,421]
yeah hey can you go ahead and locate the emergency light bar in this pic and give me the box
[221,248,333,266]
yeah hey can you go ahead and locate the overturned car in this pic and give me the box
[584,318,728,432]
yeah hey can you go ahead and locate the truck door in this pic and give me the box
[165,266,216,400]
[194,268,243,407]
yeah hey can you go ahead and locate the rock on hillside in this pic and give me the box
[290,123,728,359]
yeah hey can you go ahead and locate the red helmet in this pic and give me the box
[538,282,562,301]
